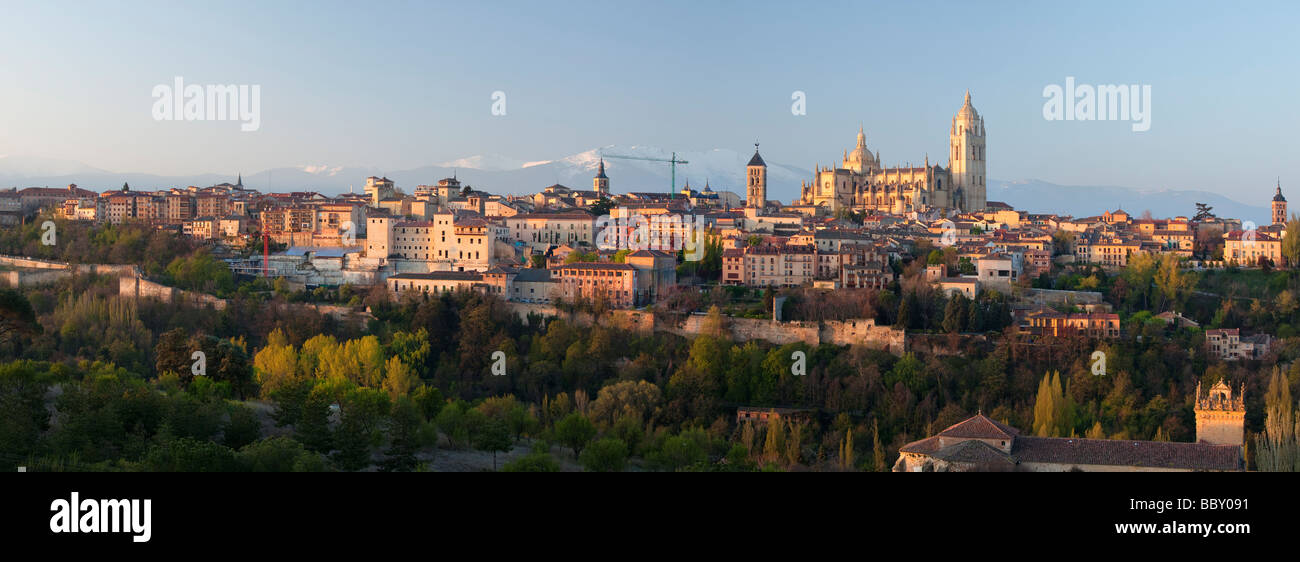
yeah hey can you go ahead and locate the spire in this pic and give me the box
[857,124,866,148]
[747,142,766,167]
[237,173,242,187]
[595,157,607,179]
[964,89,971,105]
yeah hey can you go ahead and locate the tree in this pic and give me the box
[1192,202,1215,221]
[871,418,886,472]
[223,404,262,450]
[579,437,628,472]
[154,328,193,380]
[1152,253,1195,311]
[838,428,855,471]
[253,330,299,396]
[590,198,613,218]
[942,293,969,334]
[238,436,324,472]
[554,412,596,457]
[381,356,417,399]
[381,397,424,472]
[1283,216,1300,268]
[1255,368,1299,472]
[295,386,333,453]
[1033,371,1066,437]
[502,443,561,472]
[474,419,513,471]
[0,289,37,355]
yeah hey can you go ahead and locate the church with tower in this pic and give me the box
[798,90,987,215]
[893,379,1245,472]
[1272,179,1286,225]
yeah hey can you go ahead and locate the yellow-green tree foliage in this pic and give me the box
[1256,367,1300,472]
[1033,371,1067,437]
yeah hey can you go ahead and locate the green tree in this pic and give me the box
[1283,215,1300,267]
[1033,371,1066,437]
[474,419,513,471]
[579,437,628,472]
[554,412,597,457]
[381,397,424,472]
[503,443,561,472]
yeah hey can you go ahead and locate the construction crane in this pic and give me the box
[598,151,689,198]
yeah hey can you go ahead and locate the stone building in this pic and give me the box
[745,145,767,211]
[798,91,987,214]
[894,405,1243,472]
[1194,380,1245,446]
[1272,180,1287,226]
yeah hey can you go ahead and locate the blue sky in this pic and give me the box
[0,0,1295,200]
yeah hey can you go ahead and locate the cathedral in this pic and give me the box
[798,91,987,215]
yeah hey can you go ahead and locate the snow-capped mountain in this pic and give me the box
[0,150,1271,224]
[988,179,1271,226]
[0,146,811,201]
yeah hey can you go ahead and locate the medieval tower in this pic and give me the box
[1194,380,1246,446]
[593,157,609,197]
[1272,180,1286,225]
[746,144,767,211]
[950,90,987,211]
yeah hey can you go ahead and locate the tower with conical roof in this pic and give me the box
[593,157,609,197]
[1272,179,1286,225]
[746,143,767,212]
[950,90,987,211]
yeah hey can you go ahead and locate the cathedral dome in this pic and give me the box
[844,126,877,172]
[956,90,979,120]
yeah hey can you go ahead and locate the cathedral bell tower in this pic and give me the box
[950,90,986,211]
[746,143,767,212]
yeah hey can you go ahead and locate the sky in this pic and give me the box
[0,0,1296,200]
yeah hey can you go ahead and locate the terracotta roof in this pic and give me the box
[936,414,1020,440]
[929,439,1017,466]
[1012,437,1241,471]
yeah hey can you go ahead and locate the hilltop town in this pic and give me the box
[1,92,1297,474]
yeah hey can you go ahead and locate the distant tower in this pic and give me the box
[746,143,767,211]
[593,158,609,197]
[1194,380,1246,446]
[1272,179,1287,225]
[236,173,243,188]
[950,90,987,212]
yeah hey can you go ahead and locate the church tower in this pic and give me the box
[949,90,987,211]
[1195,380,1246,446]
[1272,180,1286,225]
[593,157,609,197]
[746,144,767,212]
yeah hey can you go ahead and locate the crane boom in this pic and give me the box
[599,151,689,197]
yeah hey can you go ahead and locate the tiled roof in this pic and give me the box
[1012,437,1241,471]
[936,414,1020,440]
[928,439,1017,466]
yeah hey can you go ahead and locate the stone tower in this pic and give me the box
[950,90,987,212]
[1195,380,1246,446]
[746,144,767,212]
[593,157,609,197]
[1272,180,1286,225]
